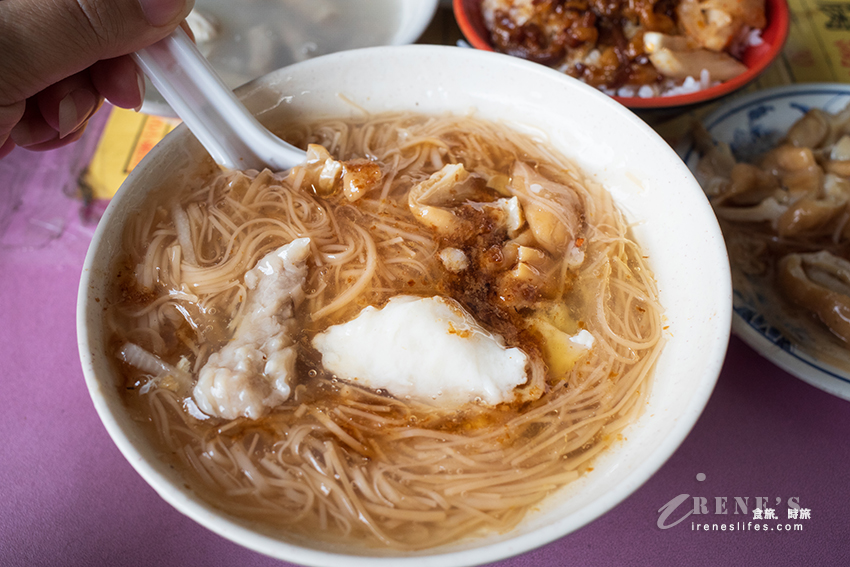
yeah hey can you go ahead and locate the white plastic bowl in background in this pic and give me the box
[78,45,731,567]
[143,0,439,115]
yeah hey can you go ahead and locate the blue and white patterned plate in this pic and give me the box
[681,83,850,401]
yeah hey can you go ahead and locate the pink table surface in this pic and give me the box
[2,123,849,567]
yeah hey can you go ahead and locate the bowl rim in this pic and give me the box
[452,0,790,109]
[77,43,730,567]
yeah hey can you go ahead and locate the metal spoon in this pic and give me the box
[133,27,306,171]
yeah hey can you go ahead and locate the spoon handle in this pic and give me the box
[133,27,306,171]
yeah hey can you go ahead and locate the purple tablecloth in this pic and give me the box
[2,136,848,567]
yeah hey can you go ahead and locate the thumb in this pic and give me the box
[0,0,195,105]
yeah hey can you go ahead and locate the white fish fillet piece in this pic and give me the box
[312,295,529,407]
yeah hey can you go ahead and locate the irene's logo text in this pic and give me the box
[656,473,810,532]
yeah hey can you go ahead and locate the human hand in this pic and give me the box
[0,0,195,158]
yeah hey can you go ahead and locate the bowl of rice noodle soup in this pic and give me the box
[77,45,730,565]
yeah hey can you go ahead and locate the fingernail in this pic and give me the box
[58,89,98,139]
[138,0,186,27]
[135,71,146,112]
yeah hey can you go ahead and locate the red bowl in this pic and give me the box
[453,0,790,109]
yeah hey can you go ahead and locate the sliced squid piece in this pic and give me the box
[293,145,382,201]
[312,295,530,408]
[341,159,382,202]
[693,126,736,195]
[495,243,560,305]
[408,163,525,236]
[714,196,788,225]
[408,164,476,233]
[295,145,342,196]
[777,251,850,343]
[786,109,831,149]
[508,162,583,254]
[760,145,823,197]
[714,162,780,206]
[193,238,311,420]
[776,187,850,237]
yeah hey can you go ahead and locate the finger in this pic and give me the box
[36,72,104,138]
[90,20,198,111]
[10,99,59,148]
[90,56,145,110]
[0,0,195,105]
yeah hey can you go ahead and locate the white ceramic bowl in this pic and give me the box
[78,45,731,566]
